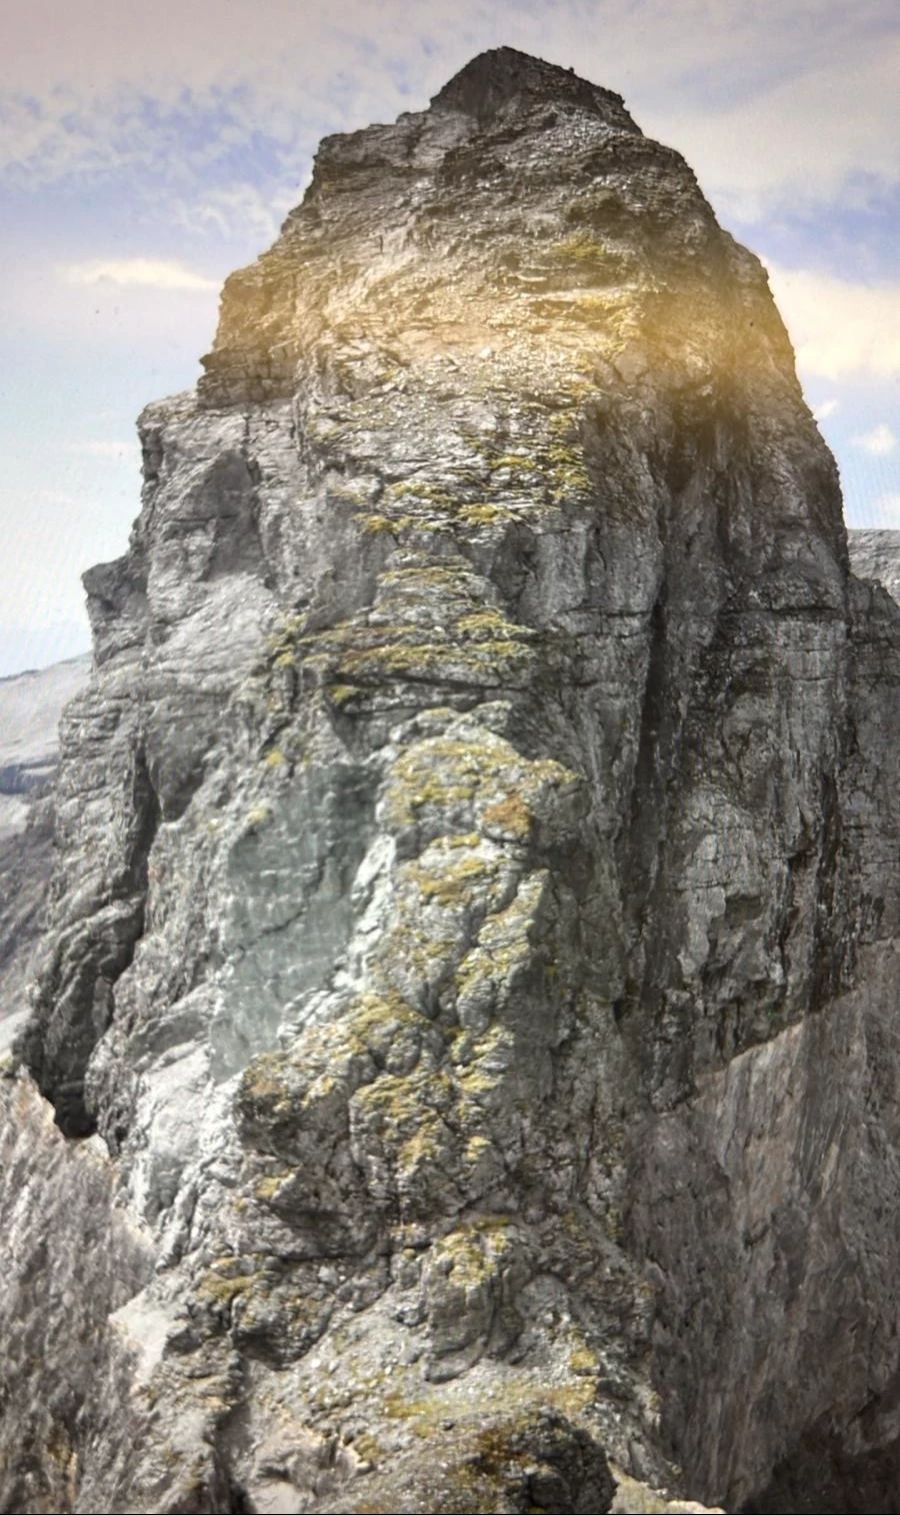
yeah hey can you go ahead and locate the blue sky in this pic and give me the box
[1,0,898,676]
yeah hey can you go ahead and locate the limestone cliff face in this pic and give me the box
[3,48,898,1515]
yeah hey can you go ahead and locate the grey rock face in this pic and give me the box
[2,46,898,1515]
[849,528,900,605]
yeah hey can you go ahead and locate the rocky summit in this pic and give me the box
[2,46,899,1515]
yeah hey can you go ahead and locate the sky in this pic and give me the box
[1,0,898,677]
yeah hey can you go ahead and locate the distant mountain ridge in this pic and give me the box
[0,654,91,835]
[848,527,900,605]
[0,654,90,1051]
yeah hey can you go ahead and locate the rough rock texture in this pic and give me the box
[0,655,90,1048]
[3,47,899,1515]
[849,528,900,607]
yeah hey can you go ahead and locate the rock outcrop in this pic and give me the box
[2,48,898,1515]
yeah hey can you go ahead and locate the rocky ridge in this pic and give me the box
[2,48,898,1515]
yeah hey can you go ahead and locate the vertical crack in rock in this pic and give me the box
[19,741,160,1136]
[1,44,898,1515]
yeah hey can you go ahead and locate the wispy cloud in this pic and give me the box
[62,258,219,292]
[171,180,301,244]
[766,264,900,380]
[657,26,900,222]
[852,423,897,456]
[813,399,840,421]
[1,0,897,221]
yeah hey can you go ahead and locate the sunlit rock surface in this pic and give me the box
[2,48,898,1515]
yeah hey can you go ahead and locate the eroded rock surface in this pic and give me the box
[2,47,898,1515]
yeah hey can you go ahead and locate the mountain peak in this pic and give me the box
[430,45,639,130]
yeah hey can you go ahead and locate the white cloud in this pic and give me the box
[172,180,300,244]
[813,399,839,421]
[852,423,897,456]
[62,258,219,292]
[765,264,900,381]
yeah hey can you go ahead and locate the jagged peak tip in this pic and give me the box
[429,46,637,129]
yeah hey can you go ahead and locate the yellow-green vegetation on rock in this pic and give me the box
[379,563,475,593]
[240,1050,292,1107]
[458,502,514,525]
[358,1399,614,1514]
[453,1023,515,1099]
[385,480,455,508]
[458,398,593,507]
[326,479,370,505]
[354,512,418,536]
[432,1218,514,1281]
[455,873,549,1019]
[568,1331,601,1376]
[239,989,456,1208]
[266,611,305,658]
[465,1132,492,1163]
[326,681,361,708]
[198,1256,261,1311]
[405,844,502,908]
[455,609,513,638]
[551,231,624,272]
[355,513,395,535]
[490,452,534,472]
[341,477,537,538]
[295,563,537,690]
[384,719,582,842]
[351,1063,458,1211]
[385,736,483,823]
[482,792,532,841]
[199,1272,256,1306]
[252,1171,288,1202]
[352,1064,453,1128]
[398,1121,446,1177]
[243,803,273,831]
